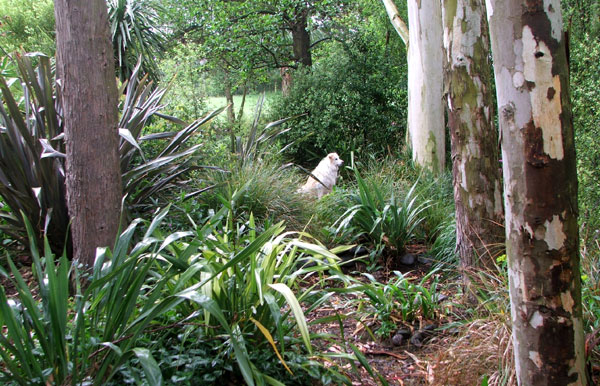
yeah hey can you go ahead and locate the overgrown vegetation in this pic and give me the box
[1,0,599,384]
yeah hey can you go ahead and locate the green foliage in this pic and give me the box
[198,161,311,231]
[0,203,359,385]
[157,42,208,123]
[108,0,167,82]
[429,217,459,271]
[0,0,55,55]
[0,54,219,254]
[0,209,186,385]
[269,36,407,165]
[352,269,443,338]
[335,166,430,263]
[571,34,600,239]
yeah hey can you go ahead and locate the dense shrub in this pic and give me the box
[572,36,600,236]
[269,36,407,166]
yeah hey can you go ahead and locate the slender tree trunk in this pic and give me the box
[236,83,248,124]
[407,0,445,173]
[223,70,236,124]
[441,0,504,271]
[54,0,122,269]
[487,1,587,384]
[381,0,409,46]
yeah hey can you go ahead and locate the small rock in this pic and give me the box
[391,333,404,346]
[437,294,449,303]
[338,245,369,263]
[409,332,424,347]
[399,253,416,265]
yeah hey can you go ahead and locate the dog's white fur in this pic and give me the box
[299,153,344,198]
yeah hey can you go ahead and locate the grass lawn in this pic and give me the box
[205,92,279,126]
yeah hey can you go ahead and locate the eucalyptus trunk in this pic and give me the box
[441,0,504,271]
[487,1,587,384]
[407,0,445,173]
[381,0,408,46]
[54,0,122,269]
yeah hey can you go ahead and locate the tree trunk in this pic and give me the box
[224,70,236,124]
[291,9,312,67]
[280,66,292,96]
[381,0,409,46]
[441,0,504,271]
[487,1,587,384]
[54,0,122,269]
[407,0,445,173]
[236,83,248,125]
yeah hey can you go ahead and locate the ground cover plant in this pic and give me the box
[2,0,600,384]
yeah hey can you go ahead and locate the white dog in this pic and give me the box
[299,153,344,198]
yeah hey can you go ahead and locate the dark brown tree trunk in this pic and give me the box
[487,0,587,383]
[291,9,312,67]
[54,0,122,269]
[442,0,504,272]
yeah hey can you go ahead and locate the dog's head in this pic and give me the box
[327,153,344,169]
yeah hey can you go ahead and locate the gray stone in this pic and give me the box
[399,253,416,265]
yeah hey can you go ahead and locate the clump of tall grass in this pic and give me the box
[349,269,444,338]
[198,161,312,230]
[349,154,455,243]
[429,217,459,271]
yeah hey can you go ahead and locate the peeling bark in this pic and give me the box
[487,1,587,384]
[407,0,445,174]
[441,0,504,271]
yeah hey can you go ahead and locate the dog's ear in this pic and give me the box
[328,153,335,162]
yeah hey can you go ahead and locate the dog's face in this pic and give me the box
[327,153,344,169]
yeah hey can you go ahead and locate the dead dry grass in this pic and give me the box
[424,317,515,385]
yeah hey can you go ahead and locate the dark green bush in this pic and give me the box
[269,36,407,166]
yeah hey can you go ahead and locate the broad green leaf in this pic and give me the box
[269,283,312,354]
[132,348,163,386]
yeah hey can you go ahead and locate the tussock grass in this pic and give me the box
[199,161,313,230]
[427,318,515,386]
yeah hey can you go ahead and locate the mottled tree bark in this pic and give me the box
[487,1,587,384]
[55,0,122,269]
[441,0,504,271]
[280,67,292,96]
[407,0,445,174]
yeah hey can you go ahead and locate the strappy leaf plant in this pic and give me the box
[108,0,166,82]
[0,54,222,254]
[335,166,431,262]
[152,188,352,384]
[0,209,186,385]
